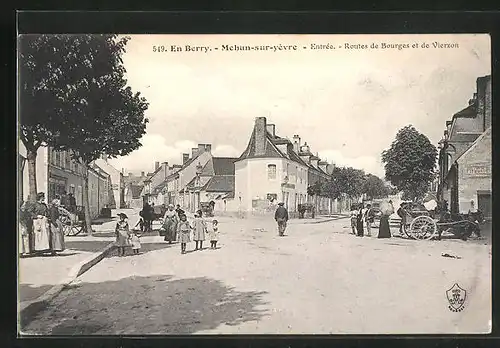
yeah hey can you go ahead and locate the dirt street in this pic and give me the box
[21,216,491,335]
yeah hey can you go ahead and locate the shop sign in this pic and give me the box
[281,183,295,189]
[464,163,491,178]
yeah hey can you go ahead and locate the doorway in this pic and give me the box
[477,191,491,220]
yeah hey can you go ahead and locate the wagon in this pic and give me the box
[58,206,86,236]
[405,206,484,241]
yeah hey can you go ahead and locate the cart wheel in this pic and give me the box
[409,216,437,240]
[59,214,73,236]
[402,223,412,238]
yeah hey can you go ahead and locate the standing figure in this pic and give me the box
[31,192,51,253]
[175,204,185,217]
[49,197,65,253]
[356,203,365,237]
[208,219,219,249]
[192,210,207,250]
[130,230,142,255]
[68,193,77,214]
[275,202,289,237]
[177,214,192,254]
[365,203,375,237]
[350,204,358,235]
[115,213,131,257]
[19,200,31,256]
[378,200,394,239]
[162,204,179,243]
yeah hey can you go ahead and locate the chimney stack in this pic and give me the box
[254,117,267,156]
[155,161,160,170]
[198,144,206,154]
[182,153,189,164]
[205,144,212,153]
[128,172,133,177]
[292,134,301,153]
[266,124,276,137]
[141,171,145,177]
[191,148,199,158]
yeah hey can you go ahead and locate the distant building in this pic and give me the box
[184,156,239,214]
[124,183,144,209]
[438,75,491,218]
[95,156,125,209]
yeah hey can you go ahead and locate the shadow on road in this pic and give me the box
[106,242,179,257]
[19,284,53,302]
[22,275,269,335]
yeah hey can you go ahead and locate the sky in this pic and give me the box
[108,34,491,178]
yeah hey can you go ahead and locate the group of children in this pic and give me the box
[114,209,220,256]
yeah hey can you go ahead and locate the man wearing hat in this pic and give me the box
[274,202,289,237]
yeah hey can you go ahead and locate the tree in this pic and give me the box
[362,174,389,200]
[319,166,365,212]
[21,34,149,234]
[381,125,437,202]
[19,35,83,201]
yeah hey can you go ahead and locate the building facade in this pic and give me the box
[95,157,125,209]
[19,142,112,219]
[234,117,311,215]
[438,75,491,218]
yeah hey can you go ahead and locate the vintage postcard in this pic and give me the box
[18,33,491,335]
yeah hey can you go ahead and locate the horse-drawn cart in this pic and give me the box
[403,204,484,241]
[58,206,86,236]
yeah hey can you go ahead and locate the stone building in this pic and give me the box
[438,75,491,218]
[234,117,312,215]
[95,156,125,209]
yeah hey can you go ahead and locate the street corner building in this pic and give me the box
[234,116,336,217]
[437,75,492,219]
[18,143,118,220]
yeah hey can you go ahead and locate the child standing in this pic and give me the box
[208,219,219,249]
[177,214,192,254]
[192,210,206,251]
[115,213,131,257]
[350,204,358,235]
[130,229,142,255]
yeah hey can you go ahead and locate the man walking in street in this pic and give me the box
[275,202,289,237]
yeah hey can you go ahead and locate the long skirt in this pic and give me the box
[19,223,30,255]
[33,217,51,252]
[51,221,65,251]
[179,230,191,243]
[356,219,364,236]
[116,230,130,247]
[163,219,177,242]
[193,226,206,241]
[378,216,391,238]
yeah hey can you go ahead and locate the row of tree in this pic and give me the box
[20,34,149,233]
[307,166,392,206]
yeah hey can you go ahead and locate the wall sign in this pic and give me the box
[464,163,491,178]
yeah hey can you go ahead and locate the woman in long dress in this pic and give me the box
[115,213,131,257]
[49,197,65,253]
[192,210,206,250]
[378,200,394,239]
[31,192,51,253]
[162,204,179,243]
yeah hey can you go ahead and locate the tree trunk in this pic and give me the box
[26,149,38,202]
[82,165,93,236]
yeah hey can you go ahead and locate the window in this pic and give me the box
[65,150,71,169]
[267,164,277,180]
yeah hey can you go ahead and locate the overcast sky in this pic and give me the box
[108,34,491,177]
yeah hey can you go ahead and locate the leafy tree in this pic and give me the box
[19,35,83,201]
[381,125,437,202]
[362,174,389,199]
[319,166,365,212]
[20,34,149,233]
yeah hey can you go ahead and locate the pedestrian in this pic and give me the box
[68,193,77,213]
[30,192,51,254]
[19,200,31,256]
[177,213,192,254]
[208,219,219,249]
[356,203,365,237]
[115,213,131,257]
[350,204,358,235]
[275,202,289,236]
[175,204,185,217]
[365,203,375,237]
[378,200,394,239]
[193,210,207,250]
[60,190,69,209]
[130,229,142,255]
[49,196,65,254]
[397,202,409,235]
[162,204,179,243]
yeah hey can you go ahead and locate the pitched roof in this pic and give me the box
[237,127,308,167]
[204,176,235,192]
[453,104,476,119]
[151,181,168,195]
[449,132,482,143]
[455,127,491,163]
[213,157,238,175]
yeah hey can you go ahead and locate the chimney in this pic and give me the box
[254,117,267,156]
[204,144,212,153]
[266,124,276,137]
[198,144,206,154]
[182,153,189,164]
[191,148,198,158]
[292,134,301,153]
[128,172,133,177]
[155,161,160,170]
[163,162,169,178]
[141,171,145,177]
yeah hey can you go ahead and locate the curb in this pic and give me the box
[301,215,350,224]
[19,241,116,327]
